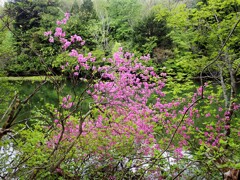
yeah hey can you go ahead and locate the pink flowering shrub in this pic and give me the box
[42,13,240,179]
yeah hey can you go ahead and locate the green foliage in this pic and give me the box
[52,51,75,69]
[157,0,240,78]
[107,0,141,43]
[4,0,60,75]
[132,10,172,55]
[67,0,98,51]
[0,18,16,73]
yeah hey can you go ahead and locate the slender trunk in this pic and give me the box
[218,64,228,108]
[225,56,237,138]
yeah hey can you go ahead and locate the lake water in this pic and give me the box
[0,79,91,126]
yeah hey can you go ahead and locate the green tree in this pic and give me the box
[67,0,98,51]
[107,0,141,42]
[4,0,60,75]
[156,0,240,177]
[160,0,240,98]
[0,16,16,73]
[70,0,80,14]
[132,10,172,57]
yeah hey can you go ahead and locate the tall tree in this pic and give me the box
[70,0,80,14]
[4,0,60,75]
[107,0,141,42]
[132,10,172,56]
[67,0,98,52]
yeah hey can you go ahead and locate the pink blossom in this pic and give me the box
[69,49,79,57]
[49,36,54,43]
[181,126,187,131]
[81,41,85,46]
[197,86,203,96]
[54,27,63,37]
[62,41,71,50]
[61,18,67,24]
[174,147,183,158]
[44,31,52,36]
[56,20,62,25]
[75,35,82,42]
[160,73,167,77]
[75,65,79,71]
[224,125,230,130]
[62,97,67,103]
[204,132,208,137]
[65,12,70,19]
[233,103,240,110]
[205,113,211,117]
[208,96,212,99]
[74,72,79,76]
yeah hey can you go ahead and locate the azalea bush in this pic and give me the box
[1,13,240,179]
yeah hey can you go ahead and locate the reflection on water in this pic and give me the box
[4,80,91,125]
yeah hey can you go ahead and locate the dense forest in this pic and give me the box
[0,0,240,179]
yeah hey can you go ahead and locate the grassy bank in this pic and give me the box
[0,76,62,81]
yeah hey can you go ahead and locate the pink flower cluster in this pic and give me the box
[56,12,70,25]
[44,12,85,49]
[68,50,95,72]
[85,50,171,156]
[61,95,74,109]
